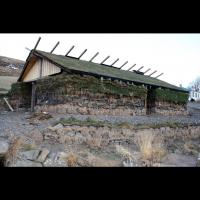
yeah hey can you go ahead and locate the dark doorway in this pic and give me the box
[146,87,156,115]
[0,156,5,167]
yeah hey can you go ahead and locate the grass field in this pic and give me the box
[0,76,18,93]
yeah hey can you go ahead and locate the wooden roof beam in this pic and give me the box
[149,70,157,77]
[111,58,119,66]
[137,66,144,71]
[78,49,87,59]
[101,56,110,64]
[89,52,99,62]
[155,73,164,79]
[65,45,75,56]
[25,47,31,52]
[33,37,41,52]
[50,41,60,53]
[120,61,128,69]
[143,68,151,74]
[127,64,136,71]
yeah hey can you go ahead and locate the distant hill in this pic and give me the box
[0,55,25,67]
[0,55,25,94]
[0,55,25,76]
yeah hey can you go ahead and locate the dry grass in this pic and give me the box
[135,131,166,166]
[183,141,199,155]
[4,137,23,167]
[116,145,133,161]
[86,135,102,148]
[115,145,136,166]
[65,153,78,167]
[27,112,52,121]
[82,153,120,167]
[22,142,37,151]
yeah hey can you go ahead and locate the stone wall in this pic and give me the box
[34,74,147,116]
[154,101,188,115]
[42,123,200,148]
[35,93,146,116]
[2,73,188,116]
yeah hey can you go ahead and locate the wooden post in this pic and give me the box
[39,58,43,78]
[31,82,36,112]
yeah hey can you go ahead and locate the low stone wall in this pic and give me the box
[1,120,200,167]
[42,123,200,148]
[154,101,188,115]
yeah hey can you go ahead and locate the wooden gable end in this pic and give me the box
[22,57,61,82]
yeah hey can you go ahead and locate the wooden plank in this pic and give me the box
[3,98,14,112]
[21,57,37,81]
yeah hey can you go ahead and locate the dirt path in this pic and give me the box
[1,110,200,137]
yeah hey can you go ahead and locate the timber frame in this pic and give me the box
[18,50,188,94]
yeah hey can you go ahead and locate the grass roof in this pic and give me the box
[21,50,188,92]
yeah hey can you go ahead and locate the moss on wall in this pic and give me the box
[36,74,148,99]
[155,88,188,104]
[7,82,32,97]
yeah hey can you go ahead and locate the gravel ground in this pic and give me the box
[61,113,200,125]
[1,102,200,136]
[0,112,51,136]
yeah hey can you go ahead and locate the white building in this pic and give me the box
[189,90,200,101]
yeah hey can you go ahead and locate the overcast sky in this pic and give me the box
[0,33,199,88]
